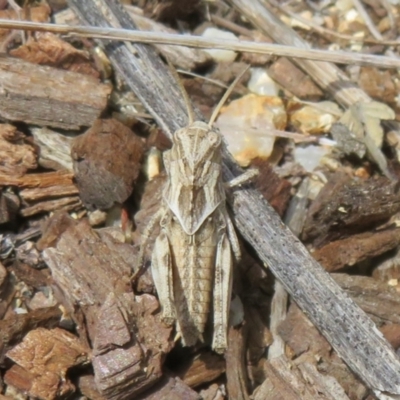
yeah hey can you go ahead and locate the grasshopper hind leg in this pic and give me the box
[152,229,176,325]
[212,228,233,353]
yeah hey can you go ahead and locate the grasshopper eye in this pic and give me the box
[208,131,220,146]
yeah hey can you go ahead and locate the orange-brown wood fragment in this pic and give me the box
[313,228,400,272]
[5,327,89,400]
[0,124,37,175]
[11,32,100,77]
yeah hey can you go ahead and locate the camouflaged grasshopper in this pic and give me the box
[137,68,250,353]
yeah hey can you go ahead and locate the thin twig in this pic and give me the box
[0,19,399,68]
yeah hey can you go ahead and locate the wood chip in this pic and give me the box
[303,172,400,246]
[10,32,100,77]
[313,228,400,272]
[139,376,200,400]
[71,119,145,210]
[179,352,225,388]
[0,55,111,130]
[5,327,89,400]
[0,124,37,175]
[0,306,62,363]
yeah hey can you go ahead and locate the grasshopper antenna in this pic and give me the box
[208,65,250,128]
[166,58,196,124]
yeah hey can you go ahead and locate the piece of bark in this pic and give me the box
[225,326,250,400]
[251,158,291,217]
[8,261,49,290]
[303,172,400,246]
[66,0,400,396]
[20,184,79,202]
[77,374,105,400]
[278,304,332,360]
[93,293,173,399]
[268,57,324,101]
[41,215,133,315]
[138,376,200,400]
[71,118,145,210]
[30,126,74,171]
[178,351,225,388]
[20,196,82,217]
[36,211,77,250]
[277,304,368,399]
[0,306,62,363]
[0,55,111,130]
[41,214,173,399]
[93,292,132,354]
[0,190,20,225]
[0,170,74,188]
[2,169,80,216]
[28,291,58,311]
[313,228,400,272]
[5,327,89,400]
[10,32,100,77]
[333,273,400,326]
[0,123,37,176]
[253,355,350,400]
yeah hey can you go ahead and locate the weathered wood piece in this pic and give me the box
[5,327,89,400]
[333,274,400,326]
[178,351,225,388]
[0,170,74,188]
[30,126,74,171]
[313,228,400,272]
[268,57,323,101]
[0,123,37,175]
[303,173,400,246]
[0,54,111,130]
[66,0,400,396]
[0,306,62,363]
[278,304,369,399]
[253,355,350,400]
[10,31,100,77]
[138,376,200,400]
[7,170,81,217]
[226,326,249,400]
[251,158,291,217]
[71,119,145,210]
[0,191,19,225]
[41,215,173,399]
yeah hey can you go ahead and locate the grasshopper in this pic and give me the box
[137,67,251,353]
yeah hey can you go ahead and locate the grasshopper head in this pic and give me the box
[173,121,222,169]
